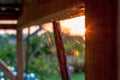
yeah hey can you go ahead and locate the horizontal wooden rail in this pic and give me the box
[0,24,17,29]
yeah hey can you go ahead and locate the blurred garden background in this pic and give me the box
[0,16,85,80]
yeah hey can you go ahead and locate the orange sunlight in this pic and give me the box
[60,16,85,36]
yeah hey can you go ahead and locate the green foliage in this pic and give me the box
[28,54,58,80]
[24,33,58,80]
[47,72,85,80]
[0,32,85,79]
[29,32,55,55]
[63,34,84,55]
[0,34,16,66]
[62,34,85,73]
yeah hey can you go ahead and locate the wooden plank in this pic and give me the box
[85,0,118,80]
[18,0,84,28]
[0,11,19,20]
[0,4,21,20]
[16,29,24,80]
[0,4,21,7]
[0,15,18,20]
[53,21,71,80]
[118,0,120,80]
[0,60,15,80]
[0,24,17,29]
[24,27,30,80]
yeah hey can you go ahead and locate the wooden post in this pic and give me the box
[16,29,24,80]
[53,21,71,80]
[85,0,118,80]
[24,27,30,80]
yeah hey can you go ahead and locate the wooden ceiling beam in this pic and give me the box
[0,15,18,20]
[0,11,19,20]
[0,15,19,20]
[0,4,21,20]
[18,0,84,28]
[0,24,17,29]
[0,4,21,7]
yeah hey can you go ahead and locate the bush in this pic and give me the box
[28,54,58,80]
[0,34,16,66]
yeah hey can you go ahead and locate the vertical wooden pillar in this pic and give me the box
[118,0,120,80]
[85,0,118,80]
[53,21,71,80]
[16,29,24,80]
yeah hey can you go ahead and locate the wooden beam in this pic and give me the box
[0,24,17,29]
[0,4,20,20]
[16,29,24,80]
[0,15,18,20]
[0,4,21,7]
[53,21,71,80]
[85,0,118,80]
[118,0,120,80]
[0,12,19,20]
[18,0,84,28]
[0,60,15,80]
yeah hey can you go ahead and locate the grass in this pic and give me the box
[48,72,85,80]
[72,72,85,80]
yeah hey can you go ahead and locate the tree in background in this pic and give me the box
[0,34,16,66]
[0,31,85,79]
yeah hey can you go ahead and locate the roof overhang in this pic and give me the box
[0,0,84,29]
[18,0,84,29]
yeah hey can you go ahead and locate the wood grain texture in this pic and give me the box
[53,21,71,80]
[16,29,24,80]
[0,24,17,29]
[85,0,118,80]
[18,0,84,28]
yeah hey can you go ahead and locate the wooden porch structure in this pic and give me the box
[0,0,84,80]
[1,0,120,80]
